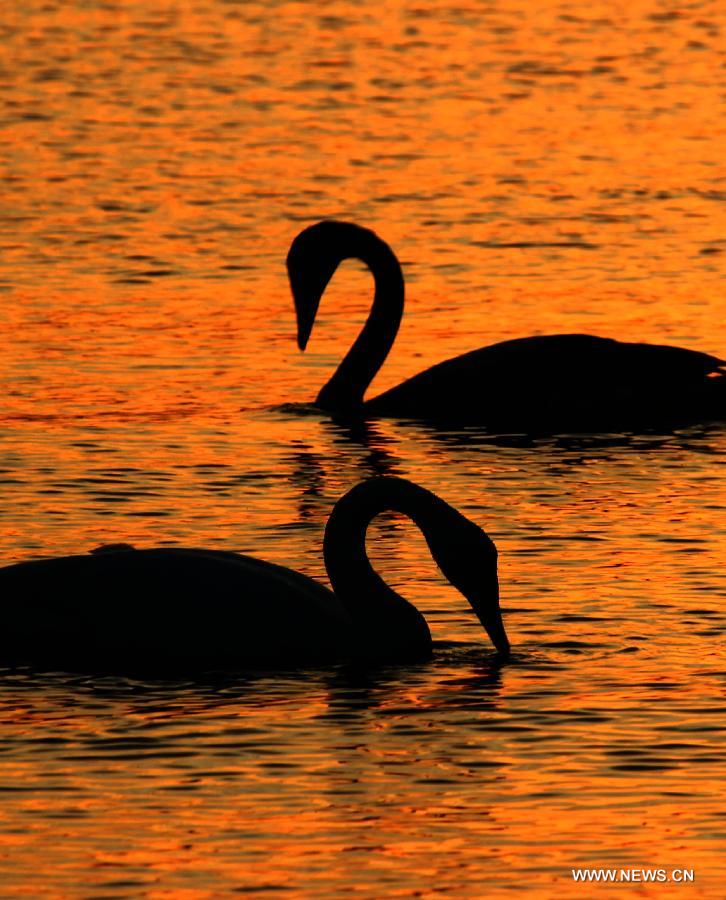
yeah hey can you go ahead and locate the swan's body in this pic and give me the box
[367,333,725,432]
[0,477,508,673]
[287,221,726,431]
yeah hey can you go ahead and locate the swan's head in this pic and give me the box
[287,221,379,350]
[324,476,510,658]
[429,514,510,657]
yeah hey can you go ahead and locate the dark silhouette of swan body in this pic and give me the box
[287,221,726,431]
[0,477,508,673]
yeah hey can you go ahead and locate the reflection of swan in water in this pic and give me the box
[0,477,509,673]
[288,221,726,431]
[287,419,401,523]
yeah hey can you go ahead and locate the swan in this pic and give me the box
[0,477,509,673]
[287,220,726,431]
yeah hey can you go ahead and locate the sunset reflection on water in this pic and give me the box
[0,0,724,896]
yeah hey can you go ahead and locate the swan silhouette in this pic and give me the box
[287,221,726,431]
[0,477,508,673]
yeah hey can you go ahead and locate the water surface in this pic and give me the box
[0,0,725,895]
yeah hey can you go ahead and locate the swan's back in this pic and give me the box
[0,548,351,672]
[366,334,726,430]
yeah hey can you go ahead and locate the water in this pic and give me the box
[1,0,725,895]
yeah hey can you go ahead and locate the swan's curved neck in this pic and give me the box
[323,479,447,655]
[316,235,404,413]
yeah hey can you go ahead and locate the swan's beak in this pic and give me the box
[295,294,316,351]
[287,257,338,352]
[484,605,510,657]
[474,573,510,656]
[290,268,316,350]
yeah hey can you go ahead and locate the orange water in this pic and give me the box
[0,1,724,896]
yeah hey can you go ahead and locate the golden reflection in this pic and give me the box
[0,0,724,896]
